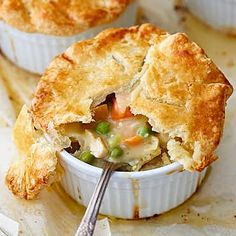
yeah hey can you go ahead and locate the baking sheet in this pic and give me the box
[0,1,236,235]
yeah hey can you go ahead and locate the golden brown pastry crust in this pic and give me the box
[6,106,56,199]
[0,0,132,36]
[31,24,232,171]
[7,24,233,199]
[6,105,69,199]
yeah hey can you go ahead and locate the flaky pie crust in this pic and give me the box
[0,0,132,36]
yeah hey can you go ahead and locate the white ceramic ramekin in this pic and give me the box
[184,0,236,35]
[59,150,207,219]
[0,2,137,74]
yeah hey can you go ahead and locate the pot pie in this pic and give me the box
[0,0,136,74]
[6,24,233,199]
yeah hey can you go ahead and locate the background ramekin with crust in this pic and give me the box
[0,0,137,74]
[184,0,236,36]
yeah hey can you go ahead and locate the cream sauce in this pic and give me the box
[64,106,164,171]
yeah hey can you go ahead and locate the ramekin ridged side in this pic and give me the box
[59,150,207,219]
[184,0,236,35]
[0,2,137,74]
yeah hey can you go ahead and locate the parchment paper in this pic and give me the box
[0,1,236,235]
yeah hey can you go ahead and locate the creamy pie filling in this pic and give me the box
[61,94,172,171]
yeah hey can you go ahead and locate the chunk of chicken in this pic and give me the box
[58,124,108,158]
[84,130,108,158]
[115,92,130,113]
[167,139,193,170]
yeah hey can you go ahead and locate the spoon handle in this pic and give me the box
[75,162,114,236]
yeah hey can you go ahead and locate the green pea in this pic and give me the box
[80,151,95,164]
[108,135,121,149]
[110,146,123,158]
[137,126,151,138]
[95,121,110,135]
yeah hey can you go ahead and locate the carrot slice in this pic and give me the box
[123,135,143,146]
[94,104,109,121]
[111,98,133,120]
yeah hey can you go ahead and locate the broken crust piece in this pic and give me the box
[6,105,69,199]
[7,24,233,199]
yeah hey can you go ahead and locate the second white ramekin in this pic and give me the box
[184,0,236,35]
[59,150,207,219]
[0,2,137,74]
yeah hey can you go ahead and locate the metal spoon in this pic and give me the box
[45,133,127,236]
[75,161,117,236]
